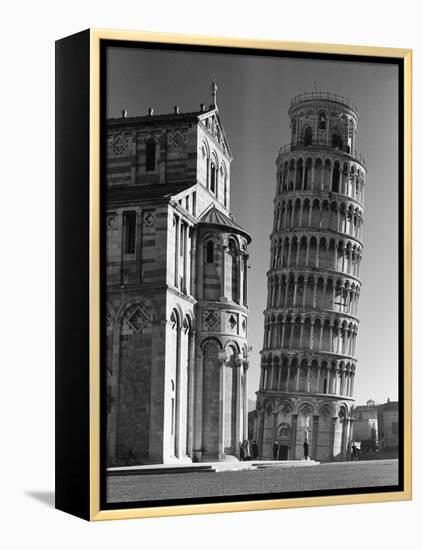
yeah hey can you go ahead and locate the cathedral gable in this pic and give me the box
[198,110,232,159]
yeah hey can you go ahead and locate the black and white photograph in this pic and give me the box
[102,42,404,508]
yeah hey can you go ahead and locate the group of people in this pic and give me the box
[272,439,310,461]
[239,440,259,461]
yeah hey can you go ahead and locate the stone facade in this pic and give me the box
[255,92,366,462]
[377,400,399,453]
[105,95,251,466]
[353,399,378,449]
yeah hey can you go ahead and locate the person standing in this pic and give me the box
[251,440,259,459]
[303,439,310,460]
[239,441,245,461]
[272,440,279,460]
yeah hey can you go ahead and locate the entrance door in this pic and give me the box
[278,445,289,460]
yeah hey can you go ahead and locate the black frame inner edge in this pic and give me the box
[99,39,405,511]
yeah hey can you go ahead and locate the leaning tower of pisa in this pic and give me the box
[255,92,366,462]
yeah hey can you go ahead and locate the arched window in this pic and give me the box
[304,127,313,147]
[206,240,214,263]
[145,138,156,171]
[332,161,340,193]
[210,161,217,193]
[331,134,343,150]
[318,111,326,130]
[228,240,238,303]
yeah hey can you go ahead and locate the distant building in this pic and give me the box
[377,399,399,453]
[353,399,378,452]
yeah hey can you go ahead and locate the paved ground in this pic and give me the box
[107,459,399,504]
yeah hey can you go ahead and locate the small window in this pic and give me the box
[206,241,214,263]
[123,211,136,254]
[304,127,313,147]
[192,192,197,216]
[145,138,156,171]
[180,223,185,257]
[332,134,343,150]
[318,112,326,130]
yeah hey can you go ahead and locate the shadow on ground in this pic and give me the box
[26,491,55,508]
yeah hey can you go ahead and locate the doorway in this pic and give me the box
[278,445,289,460]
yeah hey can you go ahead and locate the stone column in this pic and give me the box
[197,242,204,300]
[220,244,227,301]
[269,359,275,390]
[192,348,204,460]
[243,361,249,441]
[175,215,180,288]
[217,352,227,459]
[329,416,337,461]
[340,418,348,460]
[258,410,265,459]
[287,241,292,267]
[311,415,319,459]
[327,365,332,394]
[291,414,298,460]
[319,322,324,351]
[299,321,304,348]
[316,365,321,393]
[310,320,314,350]
[272,410,279,443]
[234,357,242,456]
[237,253,243,305]
[186,330,196,457]
[286,365,291,392]
[259,363,265,390]
[333,366,338,394]
[190,228,196,296]
[243,254,249,307]
[281,320,286,348]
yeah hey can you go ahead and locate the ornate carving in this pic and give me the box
[204,311,219,330]
[107,214,118,231]
[299,403,314,418]
[319,404,332,422]
[229,314,238,331]
[143,210,156,227]
[169,129,185,147]
[112,133,128,154]
[127,305,150,333]
[280,401,293,417]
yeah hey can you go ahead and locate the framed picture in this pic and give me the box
[55,29,412,521]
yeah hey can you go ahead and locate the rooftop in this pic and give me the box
[106,182,196,204]
[199,204,251,243]
[289,91,359,117]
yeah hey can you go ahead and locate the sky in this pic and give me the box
[106,46,399,406]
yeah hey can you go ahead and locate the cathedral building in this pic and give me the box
[255,92,366,462]
[105,86,251,467]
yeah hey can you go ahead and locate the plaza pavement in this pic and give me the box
[106,458,399,504]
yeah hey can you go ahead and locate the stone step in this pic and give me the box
[255,460,319,469]
[107,464,215,476]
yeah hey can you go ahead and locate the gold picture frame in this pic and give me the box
[55,28,412,521]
